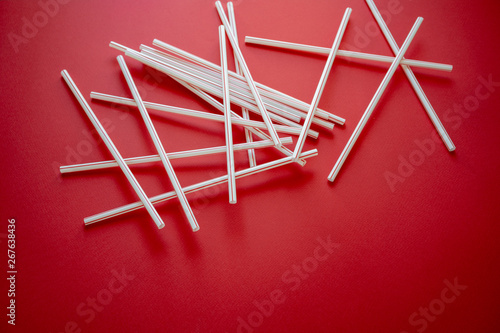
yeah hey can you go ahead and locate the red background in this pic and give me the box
[1,0,499,332]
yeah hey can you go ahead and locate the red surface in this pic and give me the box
[1,0,500,332]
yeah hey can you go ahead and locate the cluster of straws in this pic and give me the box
[60,1,453,232]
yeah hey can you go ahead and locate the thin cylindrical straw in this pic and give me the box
[365,0,455,151]
[84,149,318,225]
[90,92,314,137]
[60,70,165,229]
[219,25,237,204]
[228,2,256,167]
[244,36,453,72]
[117,56,199,231]
[293,8,351,161]
[60,138,294,174]
[216,1,281,146]
[328,17,423,182]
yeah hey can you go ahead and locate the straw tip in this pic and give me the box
[292,156,307,167]
[192,225,200,232]
[109,41,127,52]
[158,223,166,229]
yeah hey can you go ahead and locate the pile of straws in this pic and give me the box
[60,1,454,232]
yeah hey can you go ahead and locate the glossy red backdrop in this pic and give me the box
[1,0,499,332]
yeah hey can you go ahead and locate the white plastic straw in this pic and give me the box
[89,92,314,137]
[293,8,351,161]
[365,0,455,151]
[328,17,423,182]
[219,25,237,204]
[60,138,293,174]
[61,70,165,229]
[228,2,257,167]
[244,36,453,72]
[84,149,318,225]
[117,56,199,231]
